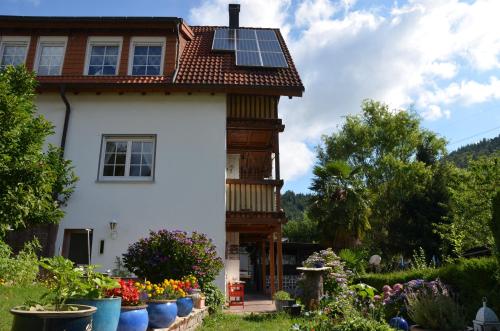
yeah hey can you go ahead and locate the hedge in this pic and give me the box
[357,257,500,320]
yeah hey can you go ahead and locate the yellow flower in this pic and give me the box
[148,294,152,298]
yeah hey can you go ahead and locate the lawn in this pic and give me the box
[197,312,305,331]
[0,284,48,331]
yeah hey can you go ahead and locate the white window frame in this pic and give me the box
[98,135,156,182]
[34,36,68,76]
[84,36,123,76]
[127,36,166,76]
[0,36,30,69]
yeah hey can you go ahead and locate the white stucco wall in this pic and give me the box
[36,92,226,288]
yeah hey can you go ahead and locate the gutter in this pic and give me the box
[172,20,181,83]
[59,85,71,157]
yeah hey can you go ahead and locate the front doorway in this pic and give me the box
[62,229,93,265]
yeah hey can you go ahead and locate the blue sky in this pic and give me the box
[2,0,499,193]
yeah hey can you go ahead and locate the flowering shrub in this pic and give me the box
[382,278,450,319]
[123,230,223,287]
[136,279,187,300]
[302,248,353,295]
[107,279,141,306]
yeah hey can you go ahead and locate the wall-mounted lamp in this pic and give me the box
[109,220,118,239]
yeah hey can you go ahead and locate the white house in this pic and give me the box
[1,5,304,293]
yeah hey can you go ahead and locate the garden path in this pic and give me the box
[227,294,276,314]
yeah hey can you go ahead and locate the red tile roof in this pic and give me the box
[37,75,172,85]
[175,26,304,96]
[38,75,172,85]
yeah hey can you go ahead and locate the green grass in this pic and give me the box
[0,284,48,331]
[197,312,305,331]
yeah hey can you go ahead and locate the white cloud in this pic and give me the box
[421,105,451,121]
[189,0,292,36]
[188,0,500,183]
[419,76,500,106]
[279,137,315,181]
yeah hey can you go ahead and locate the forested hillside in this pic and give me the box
[447,134,500,167]
[281,190,312,221]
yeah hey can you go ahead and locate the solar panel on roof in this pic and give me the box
[258,40,282,52]
[236,50,261,67]
[213,38,235,51]
[212,28,288,68]
[236,39,258,51]
[261,52,287,67]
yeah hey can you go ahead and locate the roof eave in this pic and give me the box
[37,81,304,97]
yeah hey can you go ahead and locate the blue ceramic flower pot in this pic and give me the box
[390,317,409,331]
[68,297,121,331]
[147,300,178,328]
[10,304,96,331]
[117,305,148,331]
[176,297,193,317]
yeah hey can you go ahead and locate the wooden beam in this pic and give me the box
[269,234,275,296]
[274,130,281,211]
[261,240,266,294]
[277,228,283,291]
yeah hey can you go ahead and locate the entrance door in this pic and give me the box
[62,229,93,265]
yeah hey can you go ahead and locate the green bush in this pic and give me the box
[304,313,393,331]
[202,282,224,314]
[273,290,291,300]
[406,291,466,331]
[123,230,223,287]
[358,257,499,320]
[330,315,394,331]
[0,238,40,286]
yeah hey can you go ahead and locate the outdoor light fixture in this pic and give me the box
[109,220,118,239]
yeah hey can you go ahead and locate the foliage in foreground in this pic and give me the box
[358,257,499,320]
[406,290,466,331]
[123,229,223,287]
[0,238,40,286]
[202,282,225,314]
[198,312,304,331]
[0,66,77,235]
[0,284,48,331]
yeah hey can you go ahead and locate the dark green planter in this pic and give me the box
[68,297,121,331]
[10,304,96,331]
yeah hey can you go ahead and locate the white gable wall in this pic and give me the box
[36,93,226,288]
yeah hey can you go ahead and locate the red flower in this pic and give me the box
[107,279,141,306]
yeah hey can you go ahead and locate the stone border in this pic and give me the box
[148,307,209,331]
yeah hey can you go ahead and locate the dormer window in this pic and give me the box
[128,37,165,76]
[84,37,122,76]
[0,36,30,70]
[35,36,68,76]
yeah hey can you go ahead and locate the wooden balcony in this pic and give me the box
[226,179,283,213]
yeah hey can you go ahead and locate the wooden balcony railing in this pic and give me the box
[226,179,282,213]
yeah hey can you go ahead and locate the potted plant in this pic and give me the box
[138,279,183,328]
[67,264,121,331]
[108,279,148,331]
[406,281,467,331]
[273,290,295,312]
[10,256,97,331]
[178,275,198,315]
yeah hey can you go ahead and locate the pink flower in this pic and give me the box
[374,295,382,301]
[382,285,392,293]
[393,283,403,292]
